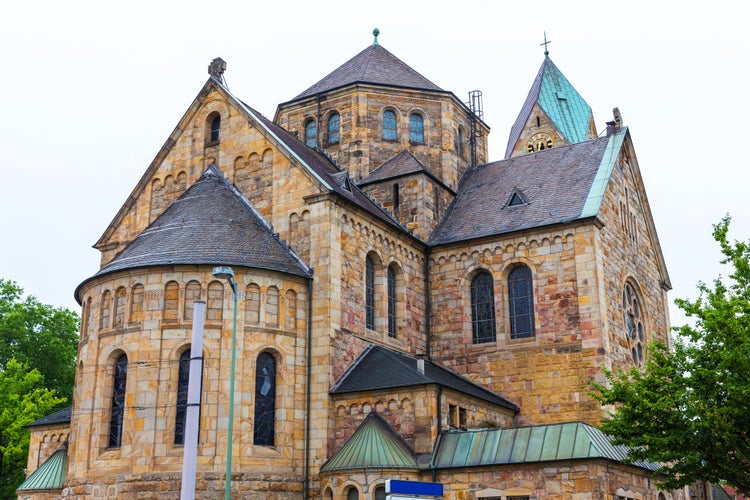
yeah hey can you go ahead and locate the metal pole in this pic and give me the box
[224,279,238,500]
[180,301,205,500]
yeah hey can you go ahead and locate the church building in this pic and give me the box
[19,31,679,499]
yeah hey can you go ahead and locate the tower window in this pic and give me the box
[108,353,128,448]
[304,119,317,148]
[327,112,340,145]
[383,110,397,141]
[387,265,397,338]
[253,352,276,446]
[457,127,464,158]
[508,265,535,339]
[409,113,424,143]
[393,183,399,210]
[471,271,496,343]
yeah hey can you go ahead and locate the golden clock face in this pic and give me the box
[527,132,554,153]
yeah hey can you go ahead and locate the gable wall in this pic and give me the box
[429,222,606,426]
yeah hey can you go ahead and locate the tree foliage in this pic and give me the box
[0,359,66,499]
[593,216,750,494]
[0,279,79,402]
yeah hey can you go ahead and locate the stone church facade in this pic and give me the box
[20,34,681,499]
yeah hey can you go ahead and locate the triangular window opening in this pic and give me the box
[507,189,527,207]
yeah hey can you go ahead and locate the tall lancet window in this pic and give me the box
[174,350,191,445]
[253,352,276,446]
[508,265,535,339]
[108,353,128,447]
[471,271,496,343]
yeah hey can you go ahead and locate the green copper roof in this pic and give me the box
[580,127,627,218]
[537,57,593,144]
[17,446,67,491]
[321,412,418,472]
[431,421,659,471]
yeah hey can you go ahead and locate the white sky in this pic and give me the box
[1,0,748,330]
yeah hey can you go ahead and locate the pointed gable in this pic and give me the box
[290,44,443,101]
[359,150,439,186]
[505,56,595,159]
[77,166,311,298]
[320,412,417,472]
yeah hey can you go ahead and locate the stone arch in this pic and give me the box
[163,281,179,322]
[285,289,297,331]
[206,281,224,323]
[99,289,112,330]
[150,178,164,222]
[183,280,202,321]
[129,284,144,323]
[289,210,311,264]
[265,286,279,327]
[113,286,127,328]
[244,283,261,325]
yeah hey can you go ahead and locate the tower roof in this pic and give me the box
[290,43,443,101]
[505,56,594,158]
[78,166,311,298]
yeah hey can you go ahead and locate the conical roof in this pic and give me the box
[320,412,417,472]
[505,56,594,158]
[290,43,443,101]
[77,166,310,297]
[17,444,67,491]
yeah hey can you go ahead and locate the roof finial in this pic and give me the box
[540,31,551,56]
[373,28,380,45]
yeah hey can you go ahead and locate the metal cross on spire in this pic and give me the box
[540,31,552,56]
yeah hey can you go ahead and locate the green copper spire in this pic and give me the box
[373,28,380,45]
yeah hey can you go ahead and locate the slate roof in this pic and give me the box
[431,422,660,472]
[429,131,621,246]
[505,56,594,159]
[320,412,418,472]
[331,345,519,411]
[359,150,443,188]
[26,407,71,428]
[16,444,67,491]
[290,43,443,101]
[78,166,311,295]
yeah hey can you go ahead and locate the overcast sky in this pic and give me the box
[1,0,748,329]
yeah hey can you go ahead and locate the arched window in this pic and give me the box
[100,290,112,330]
[346,487,360,500]
[245,283,260,324]
[113,287,126,327]
[471,272,496,343]
[327,112,340,145]
[286,290,297,330]
[623,282,645,367]
[183,281,201,321]
[383,110,397,140]
[253,352,276,446]
[174,350,190,444]
[109,353,128,447]
[129,284,144,323]
[365,256,375,330]
[206,281,223,322]
[508,265,535,339]
[374,486,386,500]
[164,281,179,322]
[387,265,397,338]
[266,286,279,326]
[210,114,220,142]
[409,113,424,143]
[304,119,317,148]
[457,127,465,158]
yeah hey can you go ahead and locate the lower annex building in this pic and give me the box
[20,31,683,499]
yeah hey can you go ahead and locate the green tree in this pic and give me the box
[0,358,66,499]
[0,279,79,402]
[593,216,750,494]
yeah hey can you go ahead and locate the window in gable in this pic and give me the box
[508,265,535,339]
[409,113,424,143]
[506,189,527,207]
[471,271,496,343]
[304,119,317,148]
[327,112,340,145]
[383,110,397,141]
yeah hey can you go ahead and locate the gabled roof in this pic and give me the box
[78,166,311,297]
[431,422,660,471]
[290,43,443,102]
[331,345,519,412]
[320,412,417,472]
[26,407,71,428]
[17,444,67,492]
[430,132,616,246]
[358,150,448,191]
[505,56,593,159]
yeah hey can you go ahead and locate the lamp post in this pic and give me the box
[212,266,238,500]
